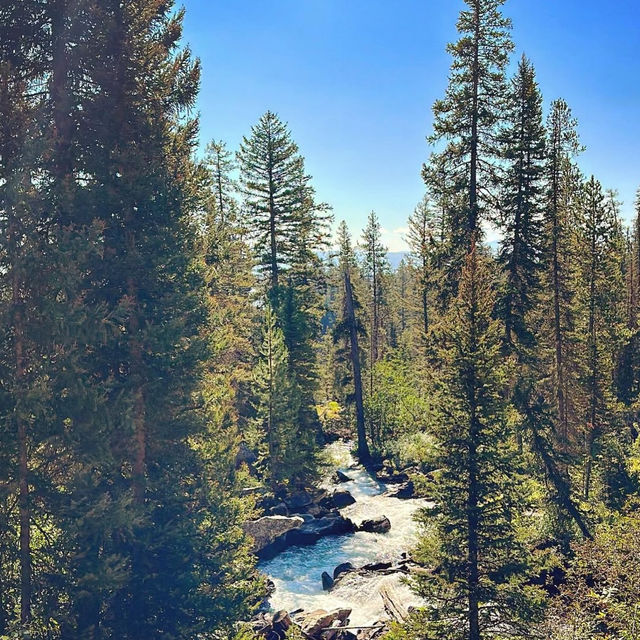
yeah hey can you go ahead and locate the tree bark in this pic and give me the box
[469,0,480,241]
[344,271,370,463]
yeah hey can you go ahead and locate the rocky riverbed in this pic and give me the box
[244,442,429,631]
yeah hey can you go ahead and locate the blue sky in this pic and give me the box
[183,0,639,251]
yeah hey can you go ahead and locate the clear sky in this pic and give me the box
[183,0,639,251]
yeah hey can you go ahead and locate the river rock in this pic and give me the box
[320,489,356,510]
[285,489,314,512]
[359,516,391,534]
[333,561,354,580]
[243,515,304,552]
[376,470,409,484]
[334,470,353,483]
[284,515,355,547]
[386,480,414,499]
[269,502,289,516]
[296,608,351,637]
[321,571,334,590]
[332,489,356,508]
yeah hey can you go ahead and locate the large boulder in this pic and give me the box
[332,489,356,508]
[321,571,334,591]
[296,608,351,638]
[285,515,355,547]
[333,561,354,580]
[359,516,391,534]
[285,489,314,512]
[243,515,304,552]
[320,489,356,510]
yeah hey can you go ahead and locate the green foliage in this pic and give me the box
[364,356,434,462]
[542,511,640,639]
[412,247,544,639]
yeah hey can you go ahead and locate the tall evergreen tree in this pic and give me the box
[425,0,513,268]
[407,196,441,343]
[574,178,626,500]
[414,243,542,640]
[238,112,329,466]
[237,111,328,296]
[204,139,237,227]
[542,98,583,447]
[360,211,389,386]
[497,55,546,354]
[333,221,370,462]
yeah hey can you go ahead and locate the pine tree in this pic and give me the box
[407,196,441,343]
[542,98,583,448]
[360,211,389,385]
[33,2,261,636]
[425,0,513,267]
[204,139,237,227]
[238,112,329,470]
[497,55,546,355]
[252,306,302,488]
[333,221,370,462]
[237,111,328,296]
[574,179,626,501]
[414,242,542,640]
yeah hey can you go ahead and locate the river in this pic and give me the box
[259,442,426,626]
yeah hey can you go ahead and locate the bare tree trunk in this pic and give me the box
[344,271,370,462]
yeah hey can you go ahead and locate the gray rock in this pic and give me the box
[359,516,391,534]
[284,515,356,547]
[334,470,352,483]
[322,571,334,590]
[386,480,414,499]
[242,515,304,552]
[333,562,354,580]
[269,502,289,516]
[331,489,356,508]
[285,489,314,511]
[296,608,351,637]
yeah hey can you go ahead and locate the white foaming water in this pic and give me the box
[259,442,426,626]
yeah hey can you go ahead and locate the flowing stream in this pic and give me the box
[259,442,426,626]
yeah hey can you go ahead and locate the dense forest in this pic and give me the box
[0,0,639,639]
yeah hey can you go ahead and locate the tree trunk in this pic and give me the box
[344,271,370,463]
[11,221,31,624]
[467,250,480,640]
[584,230,598,501]
[468,0,480,242]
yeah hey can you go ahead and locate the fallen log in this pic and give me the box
[379,584,409,623]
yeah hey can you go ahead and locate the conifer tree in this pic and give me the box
[360,211,389,386]
[252,306,302,487]
[333,221,370,461]
[237,111,328,296]
[542,99,583,447]
[426,0,513,267]
[204,139,237,227]
[497,55,546,354]
[407,196,441,342]
[415,242,542,639]
[574,178,626,500]
[33,2,262,636]
[238,112,329,467]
